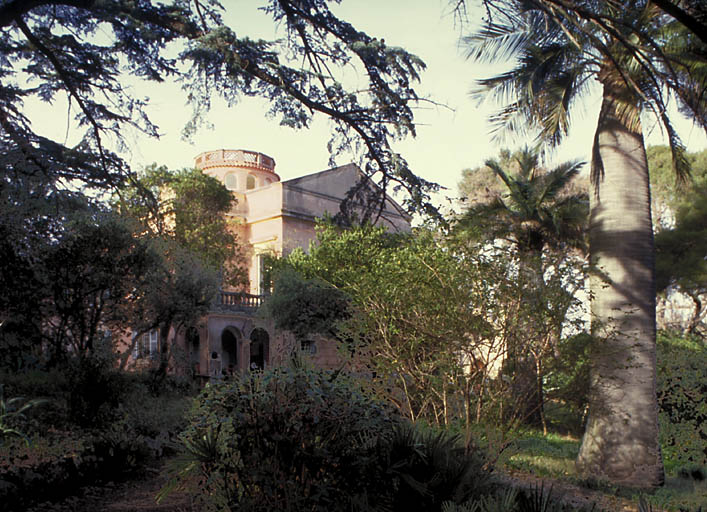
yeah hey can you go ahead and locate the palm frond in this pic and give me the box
[487,101,537,143]
[485,159,515,190]
[457,147,589,254]
[514,147,539,181]
[469,11,590,149]
[536,160,585,205]
[660,110,692,187]
[463,19,530,64]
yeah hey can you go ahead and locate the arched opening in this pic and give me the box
[249,328,269,370]
[225,173,238,190]
[186,326,200,374]
[221,327,241,375]
[246,174,256,190]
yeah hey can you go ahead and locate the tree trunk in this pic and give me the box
[686,293,704,335]
[514,249,544,427]
[151,319,173,391]
[577,84,664,488]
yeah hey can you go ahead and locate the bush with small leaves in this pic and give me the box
[168,364,495,512]
[171,364,398,511]
[656,331,707,471]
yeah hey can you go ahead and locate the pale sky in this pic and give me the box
[26,0,707,210]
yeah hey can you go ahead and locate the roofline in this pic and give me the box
[282,163,412,222]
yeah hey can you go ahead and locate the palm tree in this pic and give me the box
[466,2,706,487]
[456,147,587,430]
[457,147,587,256]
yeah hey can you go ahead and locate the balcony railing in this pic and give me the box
[216,290,264,311]
[195,149,276,172]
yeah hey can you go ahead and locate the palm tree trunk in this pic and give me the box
[577,84,664,488]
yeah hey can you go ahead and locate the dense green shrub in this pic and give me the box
[1,361,193,437]
[118,387,190,440]
[66,356,128,428]
[0,425,161,511]
[171,364,494,512]
[0,433,87,511]
[0,367,193,511]
[0,321,44,372]
[656,331,707,471]
[174,364,397,511]
[0,369,69,433]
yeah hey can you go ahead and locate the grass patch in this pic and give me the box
[505,430,580,480]
[503,428,707,511]
[634,474,707,511]
[579,473,707,511]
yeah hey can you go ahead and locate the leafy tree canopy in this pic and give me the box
[457,149,513,207]
[654,175,707,333]
[0,163,236,369]
[265,220,587,430]
[648,145,707,332]
[260,267,352,343]
[1,0,437,216]
[0,194,165,368]
[648,145,707,228]
[117,165,247,287]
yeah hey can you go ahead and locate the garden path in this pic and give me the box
[22,463,648,511]
[498,470,643,511]
[25,463,194,512]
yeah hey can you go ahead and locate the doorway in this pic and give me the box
[221,327,241,375]
[249,328,269,370]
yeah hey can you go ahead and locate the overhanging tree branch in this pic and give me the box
[14,14,113,184]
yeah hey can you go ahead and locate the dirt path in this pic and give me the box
[25,464,194,512]
[498,470,644,511]
[23,464,647,512]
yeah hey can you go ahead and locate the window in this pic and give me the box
[246,174,256,190]
[300,340,317,355]
[133,329,159,359]
[225,173,238,190]
[255,254,267,294]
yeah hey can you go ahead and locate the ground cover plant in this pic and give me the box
[0,356,195,511]
[164,363,678,512]
[502,430,706,511]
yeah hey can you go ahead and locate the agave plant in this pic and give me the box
[0,384,48,446]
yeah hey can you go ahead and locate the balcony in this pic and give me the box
[195,149,276,173]
[213,290,264,313]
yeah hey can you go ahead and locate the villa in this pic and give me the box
[124,149,410,377]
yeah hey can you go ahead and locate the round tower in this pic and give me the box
[194,149,279,191]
